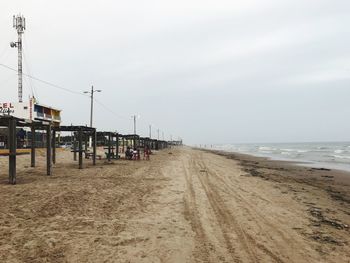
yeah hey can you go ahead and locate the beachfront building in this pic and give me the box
[0,97,61,126]
[0,98,61,149]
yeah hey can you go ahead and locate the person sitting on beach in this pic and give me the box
[125,147,133,160]
[133,148,138,160]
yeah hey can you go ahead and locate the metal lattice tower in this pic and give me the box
[11,14,26,103]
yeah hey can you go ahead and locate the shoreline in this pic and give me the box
[194,147,350,261]
[201,148,350,204]
[210,143,350,173]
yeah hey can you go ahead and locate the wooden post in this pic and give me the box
[92,130,96,165]
[8,118,16,184]
[46,125,52,176]
[108,133,111,162]
[31,125,35,167]
[116,134,119,159]
[73,136,77,161]
[52,130,56,164]
[84,132,88,159]
[122,137,125,153]
[111,135,114,157]
[78,129,83,169]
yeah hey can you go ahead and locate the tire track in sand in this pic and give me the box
[190,156,259,263]
[194,154,285,263]
[183,159,214,262]
[183,153,250,262]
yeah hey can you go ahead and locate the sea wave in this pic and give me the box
[258,146,281,153]
[281,148,309,153]
[332,155,350,160]
[297,150,309,153]
[317,146,329,150]
[259,151,273,154]
[213,142,350,172]
[334,150,346,154]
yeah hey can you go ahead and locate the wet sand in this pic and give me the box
[0,147,349,262]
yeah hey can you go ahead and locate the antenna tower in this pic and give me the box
[10,14,26,103]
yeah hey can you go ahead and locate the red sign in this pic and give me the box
[0,103,14,109]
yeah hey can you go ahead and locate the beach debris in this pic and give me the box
[243,168,262,177]
[310,232,343,245]
[308,207,349,230]
[311,168,331,171]
[321,175,334,179]
[326,187,350,204]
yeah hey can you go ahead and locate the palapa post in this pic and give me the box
[84,133,88,159]
[73,137,77,161]
[78,129,83,169]
[92,130,96,165]
[52,130,56,164]
[31,125,35,167]
[108,133,111,162]
[8,118,17,184]
[46,125,52,176]
[115,133,119,159]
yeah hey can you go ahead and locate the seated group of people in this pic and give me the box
[125,146,151,160]
[125,147,136,160]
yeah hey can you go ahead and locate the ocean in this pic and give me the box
[213,142,350,172]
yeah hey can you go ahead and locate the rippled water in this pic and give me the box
[214,142,350,172]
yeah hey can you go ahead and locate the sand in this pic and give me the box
[0,147,349,262]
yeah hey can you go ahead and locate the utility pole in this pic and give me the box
[10,14,26,103]
[84,85,101,128]
[89,86,93,127]
[84,85,101,147]
[149,125,152,138]
[132,115,137,134]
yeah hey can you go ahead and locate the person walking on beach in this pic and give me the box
[144,145,150,160]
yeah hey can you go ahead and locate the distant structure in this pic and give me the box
[0,99,61,126]
[3,14,62,125]
[10,14,26,103]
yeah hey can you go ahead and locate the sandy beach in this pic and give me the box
[0,147,349,262]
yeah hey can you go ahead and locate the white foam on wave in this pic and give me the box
[297,149,309,153]
[281,152,292,156]
[281,148,295,152]
[280,148,307,153]
[258,146,279,152]
[333,154,350,160]
[259,151,273,154]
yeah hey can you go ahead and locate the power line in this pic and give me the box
[0,63,175,139]
[22,50,36,98]
[93,97,129,121]
[0,63,88,97]
[0,73,17,86]
[0,62,129,122]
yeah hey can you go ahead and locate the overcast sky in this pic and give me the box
[1,0,350,144]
